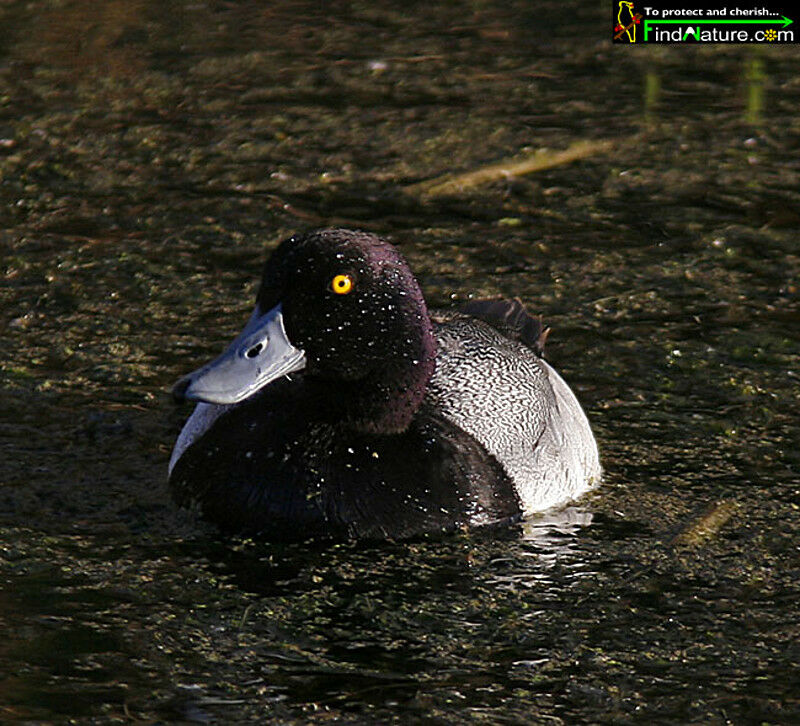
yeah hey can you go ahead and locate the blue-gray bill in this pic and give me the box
[172,303,306,405]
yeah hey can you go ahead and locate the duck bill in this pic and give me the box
[172,303,306,404]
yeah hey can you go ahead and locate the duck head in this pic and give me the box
[172,229,437,433]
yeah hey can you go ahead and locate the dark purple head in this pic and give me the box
[174,229,436,433]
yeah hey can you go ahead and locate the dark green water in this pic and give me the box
[1,1,799,722]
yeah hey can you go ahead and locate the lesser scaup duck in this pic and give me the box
[169,229,600,539]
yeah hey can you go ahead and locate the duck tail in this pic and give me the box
[459,298,549,357]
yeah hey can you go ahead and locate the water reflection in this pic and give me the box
[519,506,593,547]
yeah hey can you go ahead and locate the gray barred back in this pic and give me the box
[427,312,601,514]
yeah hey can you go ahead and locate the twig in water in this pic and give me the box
[405,139,614,198]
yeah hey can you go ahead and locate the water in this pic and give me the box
[1,1,799,722]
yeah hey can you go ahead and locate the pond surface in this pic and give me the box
[1,0,799,722]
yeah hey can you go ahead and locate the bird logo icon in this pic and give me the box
[614,1,642,42]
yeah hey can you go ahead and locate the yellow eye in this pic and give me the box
[331,274,353,295]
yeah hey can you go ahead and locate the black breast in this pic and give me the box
[169,378,522,540]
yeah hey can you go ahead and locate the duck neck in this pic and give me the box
[310,322,437,436]
[353,339,437,434]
